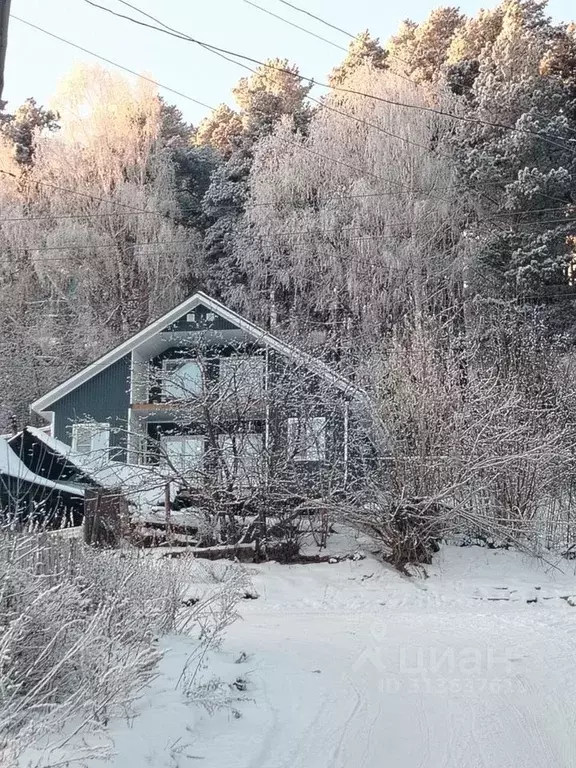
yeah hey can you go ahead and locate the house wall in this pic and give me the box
[142,344,352,493]
[49,355,131,460]
[40,315,365,492]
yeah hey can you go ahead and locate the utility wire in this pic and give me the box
[0,188,462,223]
[1,189,570,221]
[271,0,413,68]
[4,215,575,259]
[246,0,413,79]
[107,1,430,174]
[1,204,572,224]
[18,5,562,209]
[10,15,214,110]
[0,169,157,213]
[84,0,576,155]
[242,0,347,51]
[273,0,355,39]
[3,211,575,247]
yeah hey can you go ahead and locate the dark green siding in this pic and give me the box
[51,355,131,460]
[164,304,239,332]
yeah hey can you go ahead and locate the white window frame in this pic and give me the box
[71,422,110,459]
[160,434,205,475]
[217,433,263,488]
[219,357,264,399]
[287,416,327,462]
[161,359,203,401]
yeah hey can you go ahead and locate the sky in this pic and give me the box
[6,0,575,126]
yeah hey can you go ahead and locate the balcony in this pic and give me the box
[130,354,268,423]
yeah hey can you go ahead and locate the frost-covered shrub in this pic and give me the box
[0,535,246,763]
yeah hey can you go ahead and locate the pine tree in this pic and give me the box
[200,60,312,299]
[329,32,388,86]
[0,98,59,167]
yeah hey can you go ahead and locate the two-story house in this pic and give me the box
[30,292,365,497]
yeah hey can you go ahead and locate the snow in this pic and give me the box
[22,542,576,767]
[25,426,171,511]
[0,436,84,496]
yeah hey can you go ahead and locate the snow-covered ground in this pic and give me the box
[31,542,576,767]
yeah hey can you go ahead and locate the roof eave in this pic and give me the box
[30,291,361,413]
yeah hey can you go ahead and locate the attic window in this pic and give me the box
[71,422,110,458]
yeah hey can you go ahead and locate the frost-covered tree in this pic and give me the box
[452,0,576,315]
[195,103,243,158]
[329,31,388,87]
[388,7,464,83]
[237,66,464,359]
[0,98,59,168]
[200,60,312,299]
[0,66,206,425]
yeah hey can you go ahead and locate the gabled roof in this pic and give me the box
[31,291,360,414]
[0,436,85,497]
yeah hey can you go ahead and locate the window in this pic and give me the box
[219,357,264,399]
[71,422,110,459]
[287,417,326,462]
[162,359,203,401]
[161,434,204,474]
[217,433,263,488]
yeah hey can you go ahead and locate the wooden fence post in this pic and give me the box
[84,488,124,547]
[165,482,172,546]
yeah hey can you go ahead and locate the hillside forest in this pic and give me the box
[2,0,576,541]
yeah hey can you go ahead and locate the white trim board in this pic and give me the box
[31,292,361,415]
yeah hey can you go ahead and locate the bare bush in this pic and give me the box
[0,534,245,765]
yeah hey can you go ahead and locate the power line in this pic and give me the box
[0,188,459,223]
[270,0,413,69]
[108,0,430,174]
[4,214,574,260]
[115,0,419,169]
[6,14,472,223]
[10,15,214,111]
[84,0,576,155]
[18,5,562,217]
[3,186,567,222]
[0,169,156,213]
[247,0,413,78]
[242,0,347,51]
[0,240,192,253]
[2,206,575,246]
[273,0,355,39]
[111,0,253,73]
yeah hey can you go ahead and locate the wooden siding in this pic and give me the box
[50,355,131,460]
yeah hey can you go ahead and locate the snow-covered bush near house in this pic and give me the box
[0,534,247,766]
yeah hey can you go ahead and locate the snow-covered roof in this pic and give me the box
[25,427,169,510]
[31,291,360,415]
[0,436,85,497]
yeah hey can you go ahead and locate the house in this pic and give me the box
[0,435,85,529]
[29,292,367,500]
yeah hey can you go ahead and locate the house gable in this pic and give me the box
[163,304,239,333]
[31,292,360,421]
